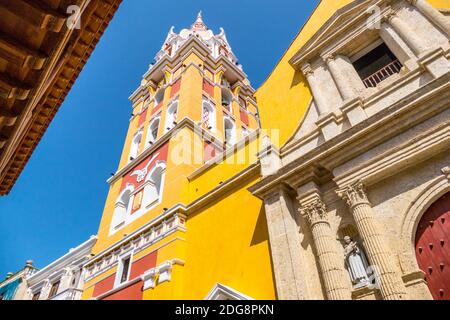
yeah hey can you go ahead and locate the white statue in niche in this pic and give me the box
[343,236,371,287]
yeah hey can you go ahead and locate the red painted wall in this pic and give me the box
[102,281,144,301]
[240,108,249,126]
[129,251,158,280]
[203,79,214,98]
[152,101,163,115]
[92,251,158,300]
[138,107,148,127]
[120,142,169,191]
[92,274,115,298]
[171,79,181,98]
[204,141,217,163]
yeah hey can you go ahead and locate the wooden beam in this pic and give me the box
[0,0,67,33]
[0,107,19,126]
[0,72,31,100]
[0,137,7,149]
[0,32,48,70]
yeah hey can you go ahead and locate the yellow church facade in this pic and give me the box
[81,0,450,300]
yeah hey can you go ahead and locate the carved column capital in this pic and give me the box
[299,197,328,226]
[322,53,335,64]
[301,63,314,77]
[336,181,371,209]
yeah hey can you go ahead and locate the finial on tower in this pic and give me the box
[192,10,207,30]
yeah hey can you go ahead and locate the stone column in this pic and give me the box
[301,63,329,116]
[336,181,406,300]
[299,196,351,300]
[407,0,450,36]
[386,11,428,55]
[324,55,358,101]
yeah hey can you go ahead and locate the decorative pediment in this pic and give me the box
[205,283,253,300]
[289,0,392,67]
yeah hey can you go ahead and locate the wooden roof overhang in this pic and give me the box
[0,0,122,195]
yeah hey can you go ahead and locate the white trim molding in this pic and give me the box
[205,283,254,300]
[140,259,185,291]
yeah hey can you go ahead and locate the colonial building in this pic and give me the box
[251,0,450,300]
[25,236,96,300]
[10,0,448,301]
[81,13,274,300]
[0,261,37,300]
[0,0,121,195]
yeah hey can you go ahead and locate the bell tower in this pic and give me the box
[83,13,260,300]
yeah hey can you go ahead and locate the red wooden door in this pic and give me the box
[415,192,450,300]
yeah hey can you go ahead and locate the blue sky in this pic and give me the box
[0,0,319,277]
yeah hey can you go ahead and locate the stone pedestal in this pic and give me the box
[341,98,367,127]
[316,112,341,140]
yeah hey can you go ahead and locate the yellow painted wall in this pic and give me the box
[182,174,276,300]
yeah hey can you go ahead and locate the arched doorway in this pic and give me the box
[415,192,450,300]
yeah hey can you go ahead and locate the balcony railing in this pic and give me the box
[362,59,402,88]
[49,288,83,300]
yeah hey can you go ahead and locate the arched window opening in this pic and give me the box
[221,88,233,112]
[142,162,166,208]
[201,101,216,131]
[154,87,165,106]
[111,186,133,230]
[224,117,236,146]
[129,130,143,162]
[147,117,160,147]
[165,101,178,133]
[221,77,231,88]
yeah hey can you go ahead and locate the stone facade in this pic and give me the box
[250,0,450,300]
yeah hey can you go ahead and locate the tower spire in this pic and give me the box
[192,10,207,31]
